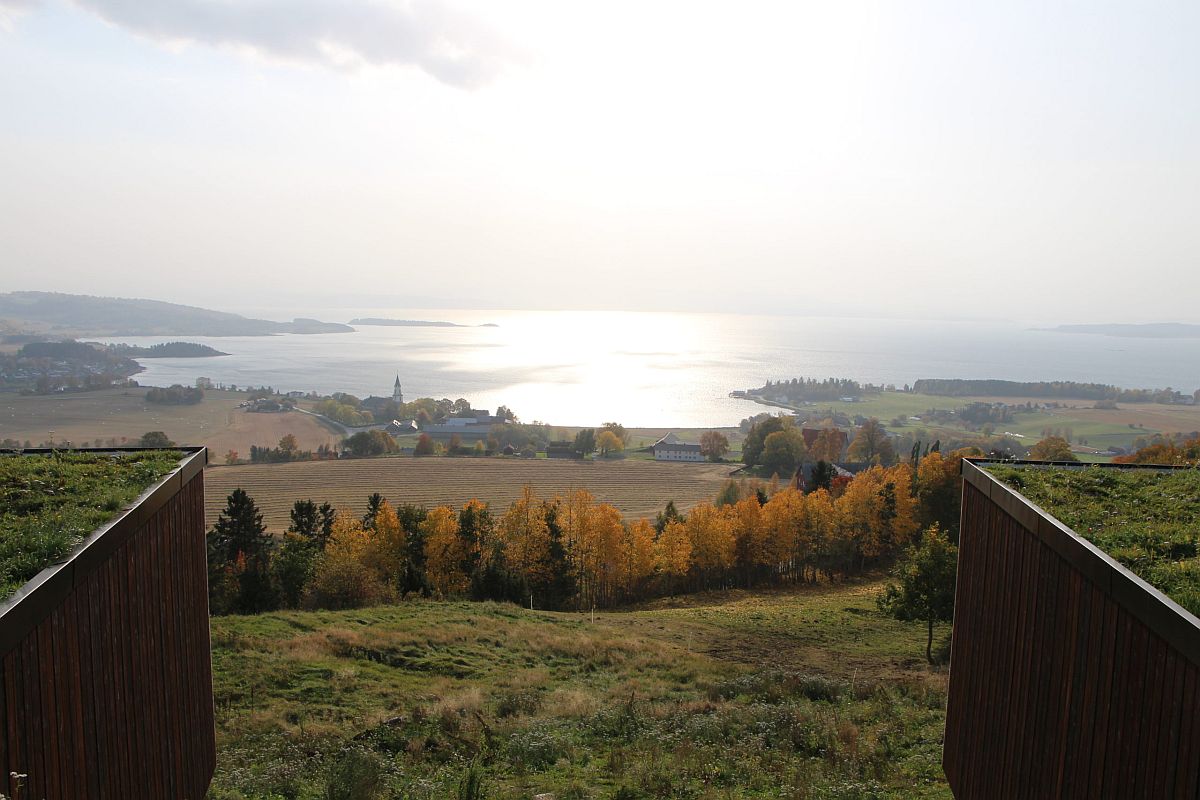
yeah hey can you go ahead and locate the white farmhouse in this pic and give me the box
[652,433,704,462]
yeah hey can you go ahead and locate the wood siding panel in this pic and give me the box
[0,469,214,799]
[944,478,1200,799]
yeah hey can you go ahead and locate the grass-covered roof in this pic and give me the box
[0,450,181,601]
[987,465,1200,617]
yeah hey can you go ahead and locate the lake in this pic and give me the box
[99,310,1200,428]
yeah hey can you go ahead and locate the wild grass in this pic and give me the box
[989,465,1200,616]
[208,579,951,799]
[0,449,180,600]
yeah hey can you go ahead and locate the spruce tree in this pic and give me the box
[209,488,276,613]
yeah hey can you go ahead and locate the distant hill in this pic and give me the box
[350,317,498,328]
[0,292,353,337]
[1045,323,1200,339]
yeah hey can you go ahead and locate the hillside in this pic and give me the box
[0,291,353,337]
[208,580,951,798]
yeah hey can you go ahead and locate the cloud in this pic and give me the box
[0,0,39,29]
[69,0,513,88]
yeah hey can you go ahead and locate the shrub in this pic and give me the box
[324,746,384,800]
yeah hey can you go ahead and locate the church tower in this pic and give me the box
[393,375,403,404]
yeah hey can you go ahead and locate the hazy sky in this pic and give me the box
[1,1,1197,322]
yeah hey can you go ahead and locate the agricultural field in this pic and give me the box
[0,387,340,456]
[748,391,1200,454]
[205,458,737,531]
[209,579,952,799]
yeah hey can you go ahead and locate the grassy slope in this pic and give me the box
[988,466,1200,616]
[209,579,951,799]
[0,450,180,599]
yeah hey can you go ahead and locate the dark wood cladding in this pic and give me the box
[944,463,1200,799]
[0,450,215,799]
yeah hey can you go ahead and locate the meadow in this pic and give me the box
[751,390,1200,455]
[0,387,340,455]
[205,458,737,532]
[208,578,952,799]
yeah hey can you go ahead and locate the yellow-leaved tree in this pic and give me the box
[306,512,392,609]
[369,500,407,590]
[656,519,692,593]
[685,502,735,587]
[499,485,553,589]
[422,505,469,597]
[621,518,658,599]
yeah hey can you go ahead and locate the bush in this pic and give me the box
[306,556,392,609]
[324,746,384,800]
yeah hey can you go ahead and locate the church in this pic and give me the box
[361,375,404,415]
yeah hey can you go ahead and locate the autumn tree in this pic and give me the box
[1029,435,1077,462]
[878,524,958,664]
[306,513,392,609]
[278,433,298,455]
[700,430,730,462]
[601,422,631,445]
[685,503,735,588]
[848,418,896,465]
[422,506,469,596]
[596,429,624,456]
[414,433,436,456]
[656,520,692,593]
[620,519,657,599]
[499,485,553,594]
[730,495,770,585]
[809,429,845,463]
[369,500,408,588]
[916,450,974,538]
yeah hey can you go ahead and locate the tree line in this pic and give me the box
[206,449,970,617]
[912,378,1193,404]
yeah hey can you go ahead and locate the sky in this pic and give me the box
[0,1,1197,322]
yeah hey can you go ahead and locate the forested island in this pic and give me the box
[736,377,886,404]
[104,341,229,358]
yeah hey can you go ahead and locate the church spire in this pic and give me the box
[392,375,403,404]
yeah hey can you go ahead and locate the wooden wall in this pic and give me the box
[0,458,215,799]
[944,467,1200,799]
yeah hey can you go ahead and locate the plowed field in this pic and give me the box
[205,457,736,531]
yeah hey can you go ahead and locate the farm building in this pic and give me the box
[423,409,510,442]
[652,433,704,462]
[386,419,418,435]
[546,441,581,459]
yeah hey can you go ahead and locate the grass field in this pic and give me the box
[208,579,952,799]
[751,391,1200,454]
[205,458,737,531]
[0,388,340,457]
